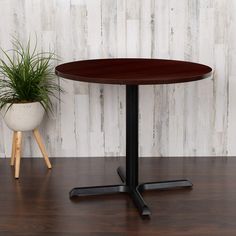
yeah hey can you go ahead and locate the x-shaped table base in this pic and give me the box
[70,166,192,216]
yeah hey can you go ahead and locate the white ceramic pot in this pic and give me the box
[2,102,45,131]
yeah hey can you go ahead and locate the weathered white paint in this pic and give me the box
[0,0,235,157]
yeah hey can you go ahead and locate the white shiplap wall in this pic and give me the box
[0,0,235,157]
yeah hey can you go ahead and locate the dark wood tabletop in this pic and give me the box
[55,58,212,85]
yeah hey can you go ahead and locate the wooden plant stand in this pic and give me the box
[10,128,52,179]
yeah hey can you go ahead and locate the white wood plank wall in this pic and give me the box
[0,0,235,157]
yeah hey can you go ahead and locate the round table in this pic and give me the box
[55,58,212,217]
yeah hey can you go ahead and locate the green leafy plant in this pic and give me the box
[0,38,61,112]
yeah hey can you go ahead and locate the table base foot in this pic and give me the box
[138,179,193,192]
[131,187,151,216]
[70,184,127,197]
[117,166,126,183]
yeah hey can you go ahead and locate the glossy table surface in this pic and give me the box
[55,58,212,85]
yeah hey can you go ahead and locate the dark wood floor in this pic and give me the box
[0,157,236,236]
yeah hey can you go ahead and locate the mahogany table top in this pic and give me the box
[55,58,212,85]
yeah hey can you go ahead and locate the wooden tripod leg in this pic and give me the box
[33,128,52,169]
[15,131,22,179]
[10,131,17,166]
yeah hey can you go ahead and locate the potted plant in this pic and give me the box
[0,38,61,178]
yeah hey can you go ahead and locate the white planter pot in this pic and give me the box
[2,102,45,131]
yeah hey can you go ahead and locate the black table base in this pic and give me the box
[70,85,193,217]
[70,166,192,216]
